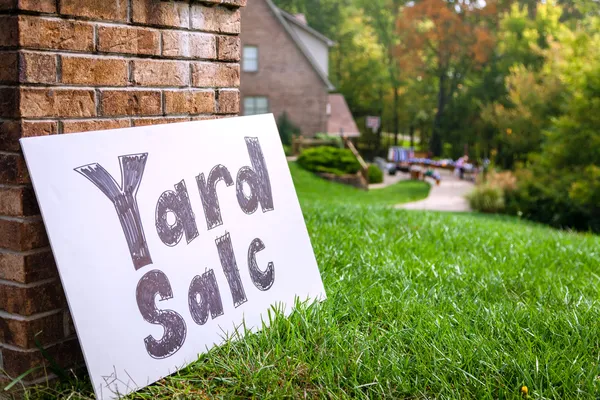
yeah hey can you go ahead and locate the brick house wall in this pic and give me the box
[240,0,328,137]
[0,0,244,387]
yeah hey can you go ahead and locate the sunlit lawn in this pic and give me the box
[24,164,600,399]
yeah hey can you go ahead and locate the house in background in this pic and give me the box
[240,0,360,137]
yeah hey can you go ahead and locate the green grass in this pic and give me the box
[21,164,600,399]
[290,162,431,206]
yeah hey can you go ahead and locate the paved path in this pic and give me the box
[369,171,409,189]
[396,175,474,212]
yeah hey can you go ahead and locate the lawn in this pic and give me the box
[289,162,431,206]
[24,165,600,399]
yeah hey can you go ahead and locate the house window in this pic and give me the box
[243,46,258,72]
[244,97,269,115]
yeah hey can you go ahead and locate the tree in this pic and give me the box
[358,0,405,145]
[395,0,495,156]
[480,3,568,168]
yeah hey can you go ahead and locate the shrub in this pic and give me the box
[315,133,343,148]
[478,170,517,191]
[504,169,600,232]
[467,185,505,213]
[276,112,300,146]
[367,164,384,184]
[297,147,361,176]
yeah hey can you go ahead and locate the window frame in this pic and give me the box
[242,45,259,72]
[243,96,269,116]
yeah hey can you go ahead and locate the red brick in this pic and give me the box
[132,60,189,87]
[0,279,64,315]
[0,217,48,252]
[0,120,20,151]
[62,119,130,133]
[19,88,96,118]
[19,121,57,148]
[217,89,239,114]
[191,62,240,88]
[60,0,127,22]
[0,0,16,10]
[0,16,18,47]
[61,56,128,86]
[190,115,226,121]
[0,311,65,349]
[0,153,29,184]
[19,52,57,84]
[200,0,246,4]
[0,186,39,217]
[1,337,82,378]
[0,52,18,83]
[164,90,215,114]
[132,0,189,28]
[0,87,18,118]
[218,36,241,61]
[21,120,58,138]
[132,117,190,127]
[18,0,56,13]
[162,31,217,59]
[98,25,160,56]
[0,249,57,284]
[191,5,240,34]
[101,90,162,116]
[18,16,94,51]
[0,121,57,152]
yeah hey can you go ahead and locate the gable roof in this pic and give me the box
[327,94,360,137]
[278,9,335,47]
[264,0,335,91]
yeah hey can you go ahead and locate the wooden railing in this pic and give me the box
[343,137,369,184]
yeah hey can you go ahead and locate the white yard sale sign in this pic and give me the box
[20,115,326,399]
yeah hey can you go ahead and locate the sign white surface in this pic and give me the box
[366,116,381,133]
[20,115,326,399]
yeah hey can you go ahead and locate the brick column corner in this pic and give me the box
[0,0,245,388]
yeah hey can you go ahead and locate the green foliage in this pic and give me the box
[276,112,300,146]
[506,24,600,232]
[441,143,453,159]
[367,164,384,184]
[315,133,343,147]
[467,185,505,213]
[283,144,293,157]
[297,146,361,176]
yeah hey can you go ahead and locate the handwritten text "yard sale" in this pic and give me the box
[75,137,275,360]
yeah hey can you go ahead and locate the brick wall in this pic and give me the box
[240,0,329,137]
[0,0,244,387]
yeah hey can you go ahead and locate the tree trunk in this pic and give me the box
[430,72,446,157]
[376,87,384,154]
[409,124,414,148]
[393,85,399,145]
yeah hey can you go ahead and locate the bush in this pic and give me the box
[467,185,505,213]
[479,170,517,192]
[315,133,343,148]
[504,169,600,232]
[297,147,361,176]
[276,112,300,146]
[502,39,600,233]
[367,164,384,184]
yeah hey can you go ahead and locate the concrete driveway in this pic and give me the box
[396,175,474,212]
